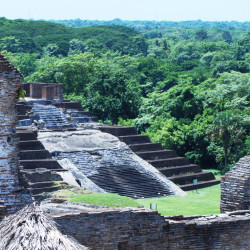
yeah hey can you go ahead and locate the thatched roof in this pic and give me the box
[0,203,88,250]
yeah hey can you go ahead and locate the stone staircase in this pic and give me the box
[55,99,99,123]
[16,100,98,128]
[16,98,219,196]
[89,165,174,198]
[16,129,66,198]
[32,105,74,129]
[99,126,220,191]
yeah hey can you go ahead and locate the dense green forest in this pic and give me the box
[1,17,249,172]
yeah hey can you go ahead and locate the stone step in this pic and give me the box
[19,150,52,160]
[19,159,62,170]
[19,140,45,150]
[99,126,138,137]
[148,157,190,168]
[88,163,175,198]
[29,181,55,188]
[180,179,221,191]
[54,102,83,110]
[119,135,151,144]
[72,117,96,123]
[90,117,99,122]
[27,100,51,106]
[18,101,26,105]
[18,115,29,120]
[128,143,163,152]
[29,186,60,195]
[90,174,169,186]
[137,150,178,160]
[169,172,216,185]
[90,178,168,190]
[70,111,92,117]
[16,131,37,141]
[24,105,32,111]
[20,169,66,184]
[158,165,202,177]
[15,104,26,115]
[89,180,171,198]
[17,119,32,127]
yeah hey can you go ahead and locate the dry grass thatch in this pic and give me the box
[0,203,88,250]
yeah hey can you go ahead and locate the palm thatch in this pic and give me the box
[0,203,88,250]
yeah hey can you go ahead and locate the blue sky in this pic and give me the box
[1,0,249,21]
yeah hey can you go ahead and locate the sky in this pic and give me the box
[0,0,249,21]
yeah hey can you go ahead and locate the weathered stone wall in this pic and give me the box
[53,207,250,249]
[0,54,27,214]
[53,207,168,249]
[28,82,63,100]
[164,211,250,249]
[221,155,250,212]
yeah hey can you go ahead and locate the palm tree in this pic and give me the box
[207,111,244,173]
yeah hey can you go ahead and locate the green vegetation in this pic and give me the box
[51,183,220,214]
[1,18,249,172]
[138,184,221,216]
[69,193,140,208]
[51,187,140,208]
[0,17,146,56]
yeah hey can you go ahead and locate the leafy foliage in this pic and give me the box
[1,18,249,170]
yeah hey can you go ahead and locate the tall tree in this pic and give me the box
[207,111,245,173]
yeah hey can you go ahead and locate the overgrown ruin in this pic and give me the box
[0,55,249,249]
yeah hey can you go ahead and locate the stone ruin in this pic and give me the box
[23,82,63,100]
[0,54,31,217]
[221,155,250,212]
[0,55,249,249]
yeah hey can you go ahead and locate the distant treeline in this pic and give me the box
[0,17,146,56]
[49,18,250,30]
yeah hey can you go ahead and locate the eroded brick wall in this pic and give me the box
[0,54,26,214]
[164,211,250,249]
[53,208,250,249]
[29,82,63,100]
[221,155,250,212]
[54,208,168,249]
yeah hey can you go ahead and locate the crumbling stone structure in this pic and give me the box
[24,82,63,100]
[0,54,27,214]
[221,155,250,212]
[53,207,250,249]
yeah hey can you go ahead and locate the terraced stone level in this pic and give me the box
[16,98,219,197]
[89,165,174,198]
[67,110,98,123]
[17,129,66,198]
[32,105,73,129]
[99,125,220,191]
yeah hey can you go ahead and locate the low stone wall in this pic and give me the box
[52,207,250,249]
[164,211,250,249]
[221,155,250,212]
[53,207,167,249]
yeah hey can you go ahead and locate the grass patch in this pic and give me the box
[51,187,140,208]
[138,184,221,216]
[69,193,141,208]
